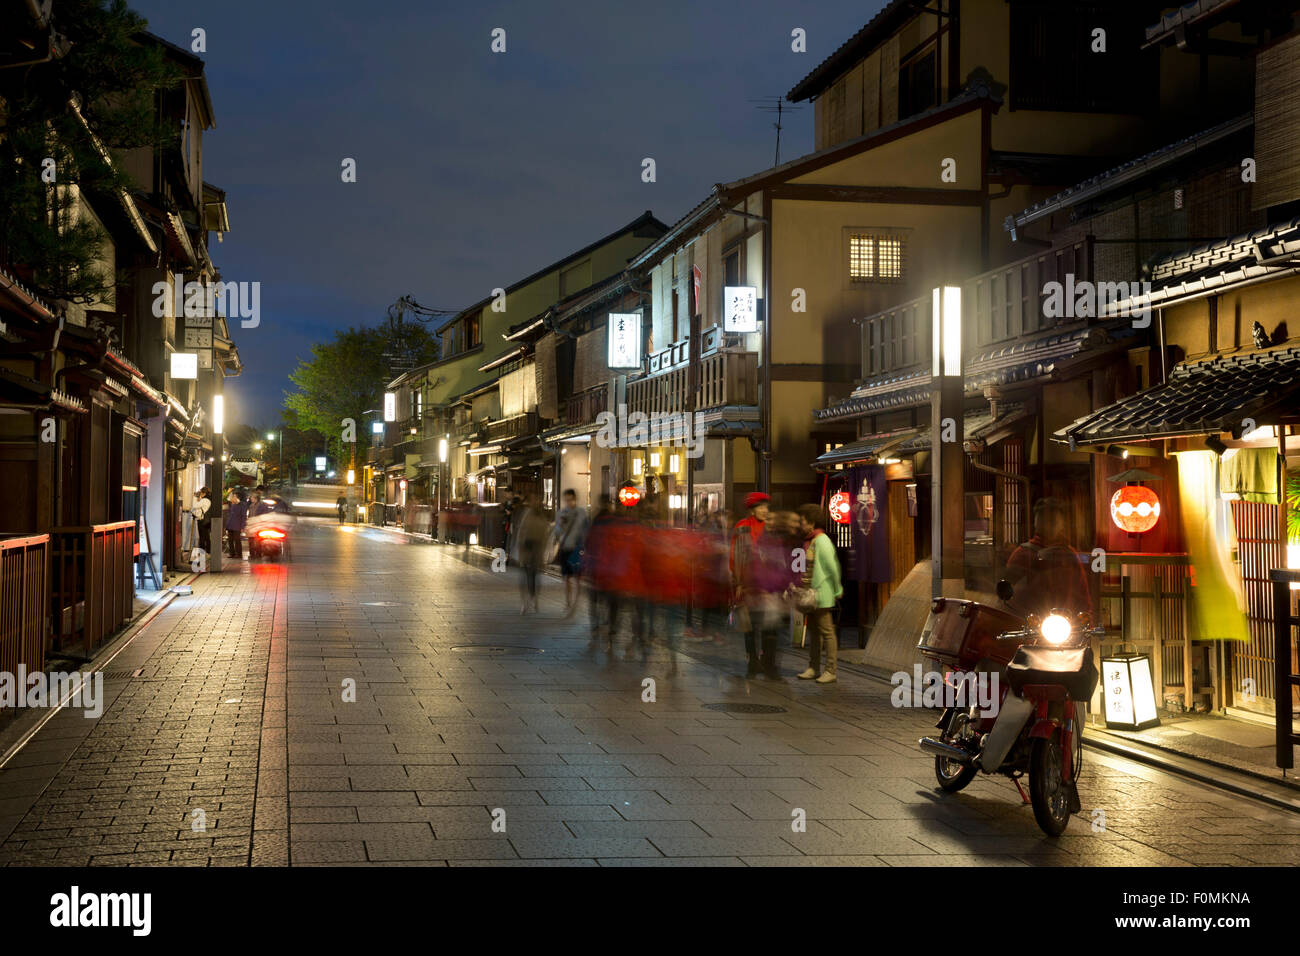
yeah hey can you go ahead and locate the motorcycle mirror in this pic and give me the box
[996,579,1014,602]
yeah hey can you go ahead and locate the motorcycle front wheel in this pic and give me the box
[1029,733,1071,836]
[934,755,976,792]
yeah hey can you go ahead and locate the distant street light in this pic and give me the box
[266,430,283,482]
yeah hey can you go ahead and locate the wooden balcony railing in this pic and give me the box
[0,534,49,687]
[565,384,608,426]
[626,350,758,418]
[485,412,538,445]
[857,237,1095,378]
[51,521,135,653]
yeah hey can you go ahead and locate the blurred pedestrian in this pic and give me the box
[745,509,798,680]
[192,486,213,556]
[552,488,590,616]
[512,494,548,614]
[730,492,770,677]
[796,503,843,683]
[583,495,620,646]
[224,488,248,559]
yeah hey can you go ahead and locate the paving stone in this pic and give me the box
[0,524,1292,867]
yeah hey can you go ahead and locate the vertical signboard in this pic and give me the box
[607,313,642,370]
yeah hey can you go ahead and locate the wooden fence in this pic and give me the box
[0,533,49,686]
[51,521,135,653]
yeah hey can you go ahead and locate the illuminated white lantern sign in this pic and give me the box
[170,352,198,380]
[315,456,327,473]
[607,313,642,369]
[1101,653,1160,730]
[723,286,758,333]
[383,392,396,422]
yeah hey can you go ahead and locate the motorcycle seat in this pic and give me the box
[1005,645,1099,701]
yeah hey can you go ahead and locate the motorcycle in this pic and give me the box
[916,578,1100,836]
[246,496,295,562]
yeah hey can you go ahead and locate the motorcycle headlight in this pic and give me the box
[1040,613,1072,644]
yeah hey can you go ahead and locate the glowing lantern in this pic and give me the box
[829,491,851,525]
[617,484,642,507]
[139,457,152,488]
[1110,485,1160,534]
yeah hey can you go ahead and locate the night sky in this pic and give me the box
[129,1,886,428]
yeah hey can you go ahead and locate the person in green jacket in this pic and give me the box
[796,503,843,683]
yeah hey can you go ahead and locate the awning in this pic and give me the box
[813,426,922,470]
[0,366,86,413]
[813,404,1027,471]
[1054,346,1300,447]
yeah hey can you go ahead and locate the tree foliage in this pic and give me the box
[0,0,180,302]
[283,320,440,465]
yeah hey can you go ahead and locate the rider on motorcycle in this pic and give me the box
[1004,497,1093,619]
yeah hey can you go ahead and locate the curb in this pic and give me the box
[831,657,1300,813]
[1084,733,1300,815]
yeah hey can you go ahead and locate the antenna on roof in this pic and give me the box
[383,295,459,374]
[750,97,802,167]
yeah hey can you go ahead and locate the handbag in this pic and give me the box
[785,584,818,614]
[785,531,819,614]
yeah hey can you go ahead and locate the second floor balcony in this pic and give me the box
[564,384,608,426]
[626,349,758,418]
[485,411,538,445]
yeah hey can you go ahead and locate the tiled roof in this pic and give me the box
[1054,346,1300,446]
[813,426,922,469]
[786,0,914,102]
[1005,113,1251,233]
[813,404,1023,469]
[1102,217,1300,316]
[1144,0,1242,45]
[813,323,1130,423]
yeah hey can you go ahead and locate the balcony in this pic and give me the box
[453,418,485,443]
[626,350,758,418]
[565,384,608,426]
[857,237,1095,379]
[485,412,539,445]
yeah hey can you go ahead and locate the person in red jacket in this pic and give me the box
[1005,497,1093,619]
[730,492,771,677]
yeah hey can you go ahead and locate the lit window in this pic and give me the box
[850,236,875,279]
[850,233,905,283]
[877,239,903,279]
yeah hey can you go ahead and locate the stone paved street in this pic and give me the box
[1,519,1298,867]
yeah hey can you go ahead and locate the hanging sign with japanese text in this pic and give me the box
[723,286,758,333]
[607,313,642,369]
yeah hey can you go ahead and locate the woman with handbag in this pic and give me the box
[795,504,843,683]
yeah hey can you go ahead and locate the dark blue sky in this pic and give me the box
[130,0,886,427]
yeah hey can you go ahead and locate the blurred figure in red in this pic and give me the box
[744,509,799,680]
[731,492,771,677]
[688,510,731,643]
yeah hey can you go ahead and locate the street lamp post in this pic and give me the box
[267,431,281,485]
[931,285,964,600]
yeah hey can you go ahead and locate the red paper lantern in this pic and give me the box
[829,491,851,525]
[139,457,151,488]
[1110,485,1160,534]
[617,484,642,507]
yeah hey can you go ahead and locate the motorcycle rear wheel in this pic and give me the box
[934,711,977,792]
[1029,733,1071,836]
